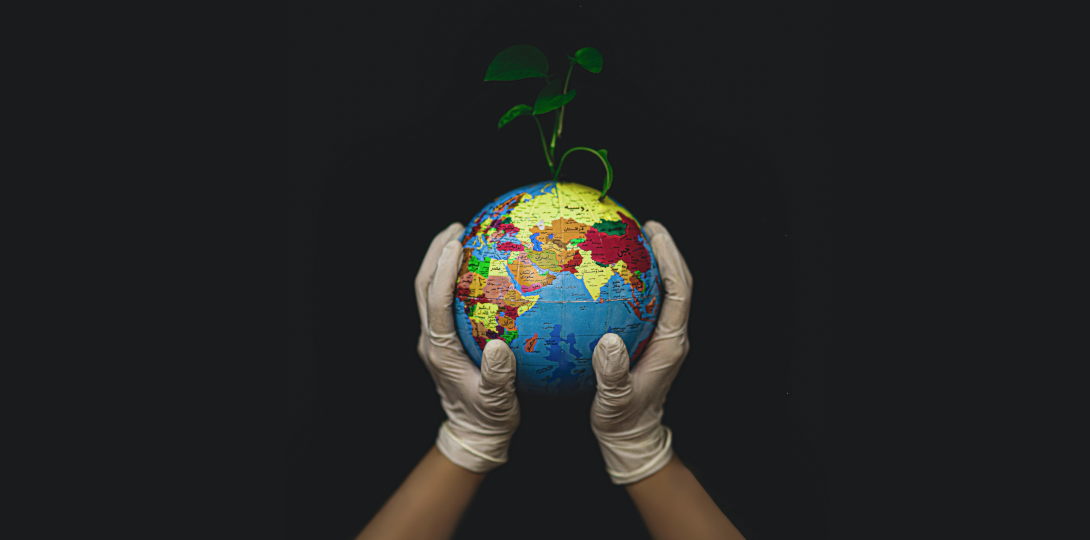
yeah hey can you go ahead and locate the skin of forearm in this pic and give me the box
[625,455,746,540]
[356,445,485,540]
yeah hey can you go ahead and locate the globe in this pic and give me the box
[453,181,662,397]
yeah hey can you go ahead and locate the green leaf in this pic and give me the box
[574,47,603,73]
[484,45,549,81]
[497,104,534,130]
[533,79,577,115]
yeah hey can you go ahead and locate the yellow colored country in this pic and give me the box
[613,259,632,282]
[509,186,562,250]
[501,183,640,255]
[467,273,487,297]
[517,295,540,316]
[556,182,637,227]
[488,258,508,278]
[576,253,613,301]
[470,302,499,331]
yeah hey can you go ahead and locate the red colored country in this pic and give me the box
[561,250,582,273]
[495,222,519,235]
[578,212,651,272]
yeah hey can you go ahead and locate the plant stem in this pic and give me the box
[552,146,613,200]
[550,110,558,158]
[533,116,554,174]
[558,60,575,138]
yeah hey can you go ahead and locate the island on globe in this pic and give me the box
[453,181,662,397]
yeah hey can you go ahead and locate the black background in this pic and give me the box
[287,2,829,539]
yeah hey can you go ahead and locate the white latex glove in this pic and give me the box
[415,223,521,474]
[590,220,693,485]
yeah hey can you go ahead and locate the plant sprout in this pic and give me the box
[485,44,613,201]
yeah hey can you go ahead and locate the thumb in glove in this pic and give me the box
[590,332,674,485]
[435,339,521,473]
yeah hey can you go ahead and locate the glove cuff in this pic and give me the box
[435,420,508,474]
[599,425,674,485]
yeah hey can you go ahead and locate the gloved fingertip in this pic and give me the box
[437,240,465,270]
[483,338,511,360]
[602,332,625,352]
[650,229,673,252]
[593,331,618,351]
[593,333,630,385]
[481,339,516,384]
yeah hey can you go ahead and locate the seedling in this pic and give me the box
[485,44,613,201]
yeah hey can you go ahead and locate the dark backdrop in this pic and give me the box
[287,2,828,539]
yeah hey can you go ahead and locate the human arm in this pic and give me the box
[356,223,520,540]
[355,446,484,540]
[590,221,745,540]
[625,455,745,540]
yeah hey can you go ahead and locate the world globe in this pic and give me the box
[453,181,662,397]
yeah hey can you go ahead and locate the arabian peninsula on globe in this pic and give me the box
[454,181,661,397]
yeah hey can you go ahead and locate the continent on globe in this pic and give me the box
[452,181,662,397]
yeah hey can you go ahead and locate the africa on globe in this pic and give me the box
[454,181,661,397]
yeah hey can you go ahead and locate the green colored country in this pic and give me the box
[503,329,519,345]
[569,238,586,246]
[592,219,627,236]
[467,255,491,278]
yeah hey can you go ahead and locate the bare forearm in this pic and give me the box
[356,445,486,540]
[625,455,745,540]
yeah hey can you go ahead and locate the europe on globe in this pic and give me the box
[454,181,662,397]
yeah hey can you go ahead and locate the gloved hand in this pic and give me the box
[415,223,521,474]
[590,220,693,485]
